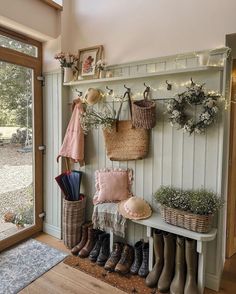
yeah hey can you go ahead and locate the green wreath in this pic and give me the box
[166,83,219,134]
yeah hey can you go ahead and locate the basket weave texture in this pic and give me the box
[63,197,86,248]
[103,121,149,161]
[132,100,156,129]
[160,205,213,233]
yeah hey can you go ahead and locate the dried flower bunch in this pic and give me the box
[54,52,79,68]
[166,83,220,134]
[154,186,224,215]
[96,59,106,71]
[80,105,116,134]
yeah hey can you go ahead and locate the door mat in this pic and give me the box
[64,255,157,294]
[0,239,68,294]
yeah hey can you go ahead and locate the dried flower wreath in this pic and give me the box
[166,83,220,134]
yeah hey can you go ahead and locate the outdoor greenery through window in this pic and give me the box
[0,59,34,239]
[0,34,38,57]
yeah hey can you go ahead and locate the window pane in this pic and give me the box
[0,34,38,57]
[0,61,34,240]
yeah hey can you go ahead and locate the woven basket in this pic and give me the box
[63,195,86,249]
[103,121,149,161]
[160,205,213,233]
[132,100,156,129]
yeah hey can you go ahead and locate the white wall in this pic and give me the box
[0,0,60,40]
[63,0,236,65]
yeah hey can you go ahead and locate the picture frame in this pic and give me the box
[77,45,103,79]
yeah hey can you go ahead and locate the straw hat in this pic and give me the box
[84,88,101,105]
[118,196,152,220]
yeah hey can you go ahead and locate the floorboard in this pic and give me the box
[18,233,236,294]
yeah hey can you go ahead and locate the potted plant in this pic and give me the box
[96,59,107,78]
[54,52,78,83]
[154,186,224,233]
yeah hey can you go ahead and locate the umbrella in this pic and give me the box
[55,170,83,201]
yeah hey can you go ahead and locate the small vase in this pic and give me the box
[99,70,106,79]
[106,70,113,78]
[63,67,73,83]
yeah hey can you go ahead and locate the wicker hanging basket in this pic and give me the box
[160,205,213,233]
[132,86,156,129]
[63,195,86,248]
[103,89,149,161]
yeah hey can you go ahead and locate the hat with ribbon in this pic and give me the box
[84,88,101,105]
[118,196,152,220]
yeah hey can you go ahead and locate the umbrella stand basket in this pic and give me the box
[63,196,86,249]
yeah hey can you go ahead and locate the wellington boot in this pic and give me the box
[71,223,92,255]
[145,230,164,288]
[130,240,143,275]
[158,232,176,293]
[170,236,186,294]
[138,242,149,277]
[184,238,198,294]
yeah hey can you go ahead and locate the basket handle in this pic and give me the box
[116,89,132,121]
[143,83,150,101]
[115,89,133,131]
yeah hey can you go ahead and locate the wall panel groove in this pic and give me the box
[43,62,226,289]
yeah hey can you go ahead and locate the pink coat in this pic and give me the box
[57,98,84,166]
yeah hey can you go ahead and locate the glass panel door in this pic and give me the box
[0,28,42,251]
[0,61,35,240]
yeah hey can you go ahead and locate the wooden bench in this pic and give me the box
[132,212,217,294]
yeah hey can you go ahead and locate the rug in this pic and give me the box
[0,239,68,294]
[64,255,157,294]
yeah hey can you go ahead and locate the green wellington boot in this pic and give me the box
[184,238,199,294]
[170,236,186,294]
[146,230,164,288]
[158,232,176,293]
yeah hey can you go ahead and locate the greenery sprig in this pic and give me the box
[154,186,224,215]
[80,105,116,134]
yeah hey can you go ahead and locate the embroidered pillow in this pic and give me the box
[93,168,133,204]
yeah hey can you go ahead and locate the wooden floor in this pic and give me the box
[18,233,236,294]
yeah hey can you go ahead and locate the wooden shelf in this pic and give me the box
[63,66,223,86]
[132,212,217,242]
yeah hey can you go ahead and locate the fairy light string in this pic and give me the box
[88,79,228,110]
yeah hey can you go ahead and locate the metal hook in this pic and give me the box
[75,89,83,96]
[105,86,113,95]
[144,82,150,91]
[190,77,195,86]
[124,84,131,92]
[143,82,150,99]
[166,80,172,91]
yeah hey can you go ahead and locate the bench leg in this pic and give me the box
[197,241,207,294]
[146,226,154,272]
[109,228,114,253]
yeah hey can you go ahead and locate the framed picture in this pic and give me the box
[78,45,103,79]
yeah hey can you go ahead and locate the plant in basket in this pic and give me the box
[154,186,224,233]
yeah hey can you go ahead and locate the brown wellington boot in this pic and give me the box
[158,232,176,293]
[146,230,164,288]
[71,223,92,255]
[184,238,198,294]
[79,228,101,258]
[170,236,186,294]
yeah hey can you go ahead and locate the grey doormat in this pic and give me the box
[0,238,68,294]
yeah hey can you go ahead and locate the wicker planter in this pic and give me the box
[160,205,213,233]
[63,195,86,249]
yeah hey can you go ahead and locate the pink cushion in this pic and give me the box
[93,168,133,204]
